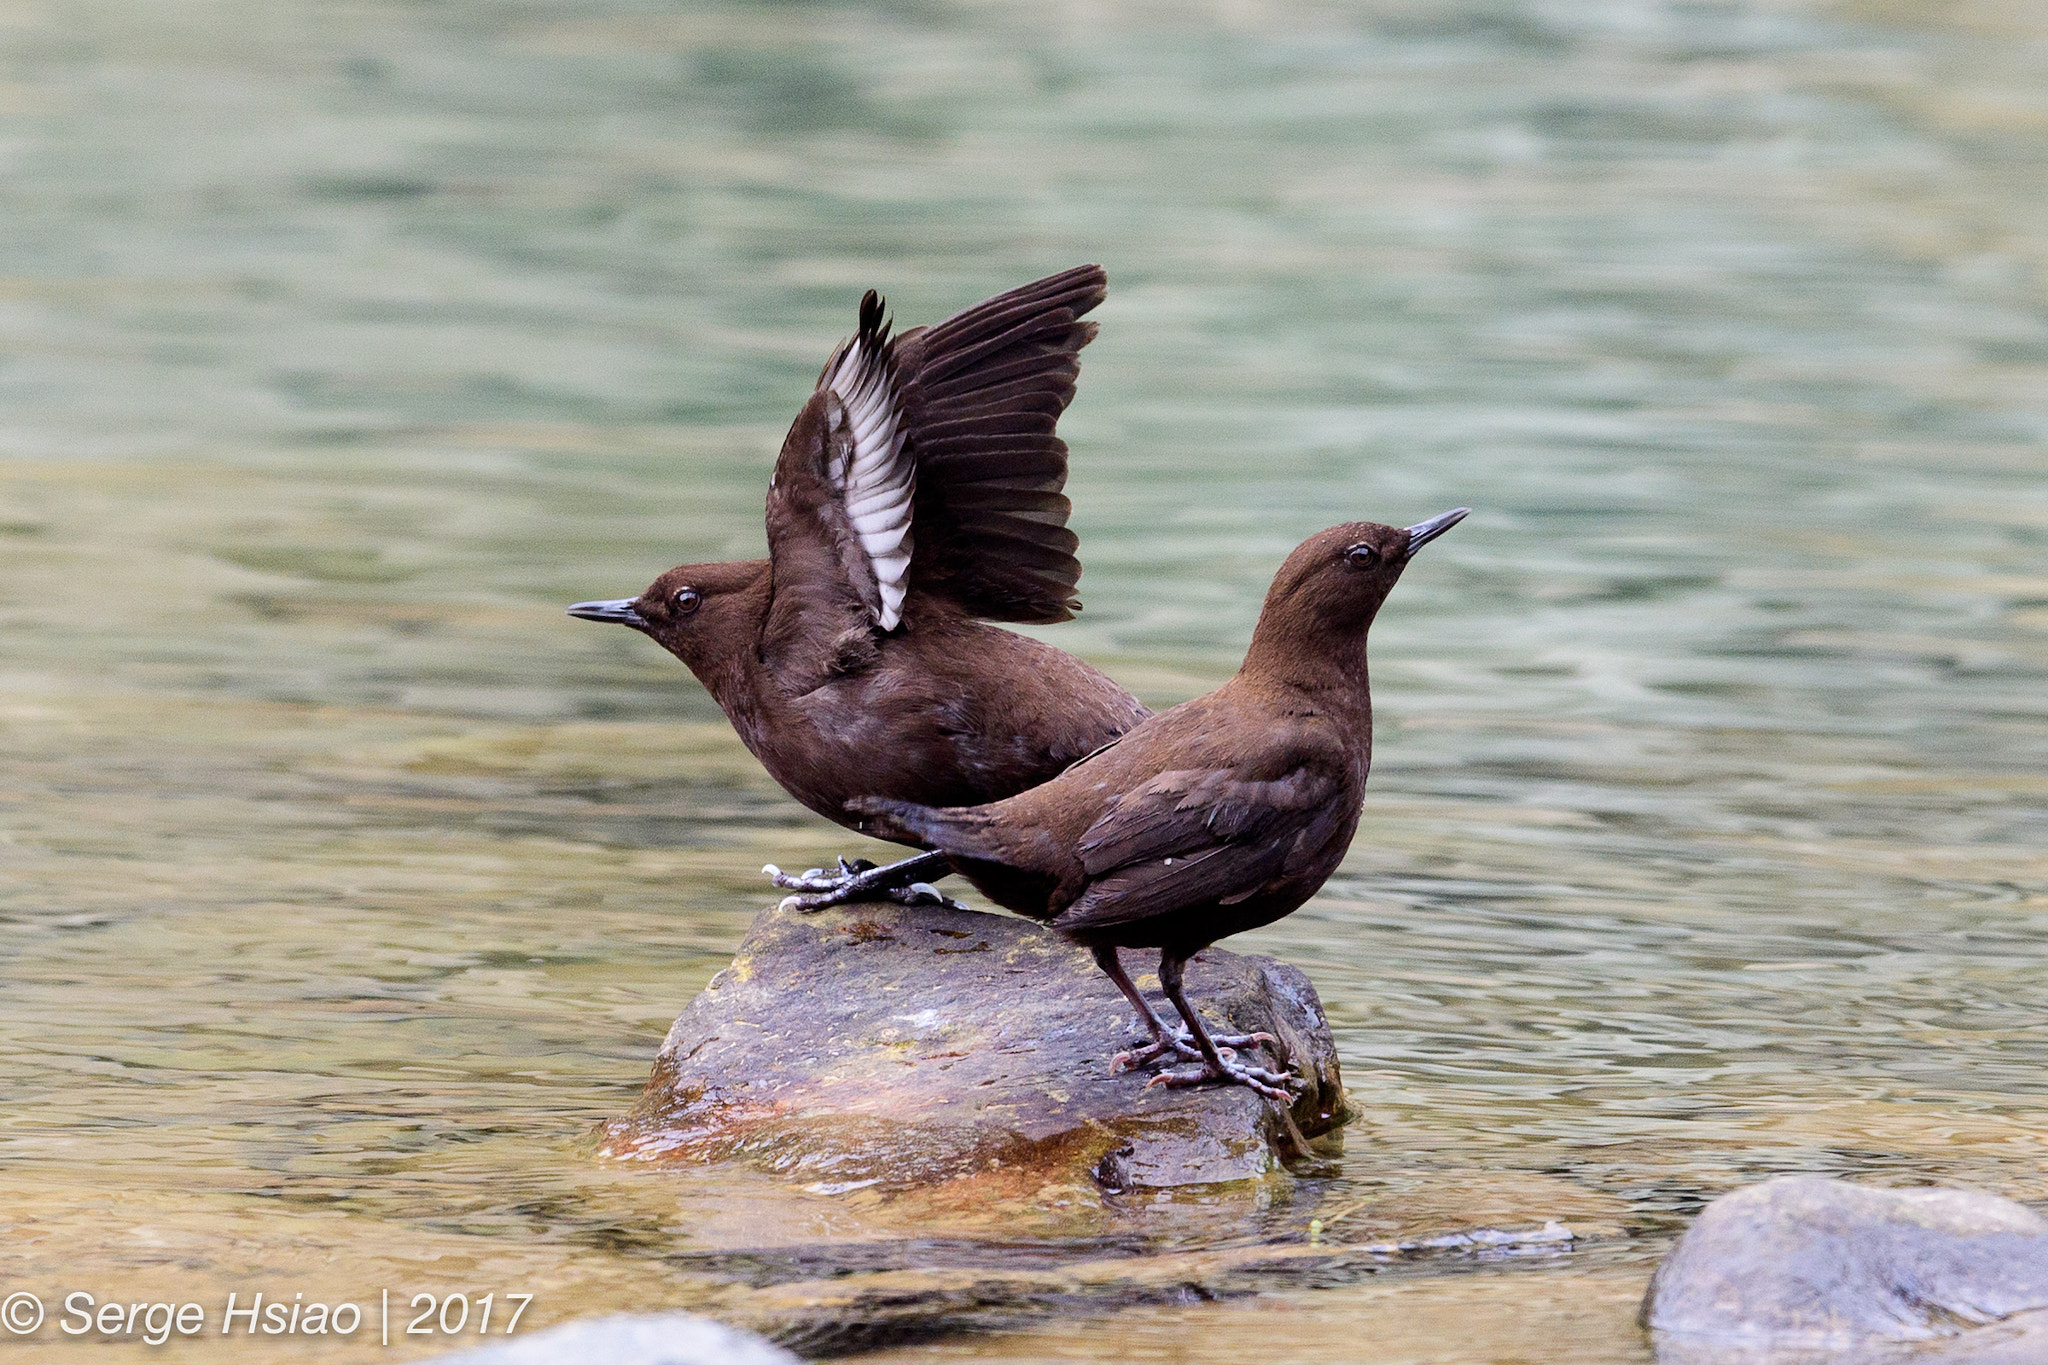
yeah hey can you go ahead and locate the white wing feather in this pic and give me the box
[822,332,914,630]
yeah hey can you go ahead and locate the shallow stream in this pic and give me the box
[3,0,2046,1359]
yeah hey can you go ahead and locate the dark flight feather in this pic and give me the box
[893,264,1107,623]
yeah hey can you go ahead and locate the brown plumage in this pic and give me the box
[569,267,1150,907]
[852,510,1468,1097]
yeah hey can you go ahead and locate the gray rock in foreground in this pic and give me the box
[604,900,1348,1204]
[1645,1176,2048,1363]
[432,1313,796,1365]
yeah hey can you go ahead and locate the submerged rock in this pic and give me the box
[650,1164,1626,1352]
[604,900,1348,1217]
[715,1217,1593,1354]
[1645,1176,2048,1364]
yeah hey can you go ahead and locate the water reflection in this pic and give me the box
[1,0,2045,1358]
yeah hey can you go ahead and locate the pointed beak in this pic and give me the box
[1402,507,1469,558]
[567,598,648,628]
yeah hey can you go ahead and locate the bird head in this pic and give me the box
[1246,509,1467,672]
[567,560,767,676]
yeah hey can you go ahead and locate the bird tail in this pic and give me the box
[848,796,1003,861]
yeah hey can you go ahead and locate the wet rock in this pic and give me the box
[1644,1176,2048,1363]
[433,1312,796,1365]
[603,900,1348,1219]
[718,1219,1587,1355]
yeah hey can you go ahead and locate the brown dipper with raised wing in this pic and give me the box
[851,510,1468,1098]
[569,267,1150,909]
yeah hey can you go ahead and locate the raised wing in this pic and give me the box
[1050,761,1348,934]
[762,291,919,679]
[763,268,1106,668]
[894,265,1105,623]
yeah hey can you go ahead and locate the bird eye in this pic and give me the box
[1344,543,1379,569]
[672,588,701,615]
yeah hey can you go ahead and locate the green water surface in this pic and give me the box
[3,0,2046,1359]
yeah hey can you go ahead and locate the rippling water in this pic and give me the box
[3,0,2045,1359]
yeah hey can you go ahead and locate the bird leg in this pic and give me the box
[764,849,965,913]
[1144,953,1302,1101]
[1096,945,1201,1068]
[1096,946,1285,1072]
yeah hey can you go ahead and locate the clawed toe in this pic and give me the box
[763,851,956,913]
[1212,1030,1289,1067]
[1111,1035,1201,1072]
[888,882,967,910]
[1143,1057,1301,1103]
[764,863,829,892]
[764,857,883,895]
[766,863,864,913]
[1110,1028,1285,1075]
[1111,1044,1171,1073]
[1112,1042,1181,1073]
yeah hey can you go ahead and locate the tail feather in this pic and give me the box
[848,796,1007,862]
[847,796,940,847]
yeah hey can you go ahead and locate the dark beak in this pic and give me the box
[567,598,648,628]
[1402,508,1469,558]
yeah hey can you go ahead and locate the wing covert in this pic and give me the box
[1050,762,1344,933]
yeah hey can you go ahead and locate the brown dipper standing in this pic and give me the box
[851,510,1468,1098]
[568,267,1150,909]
